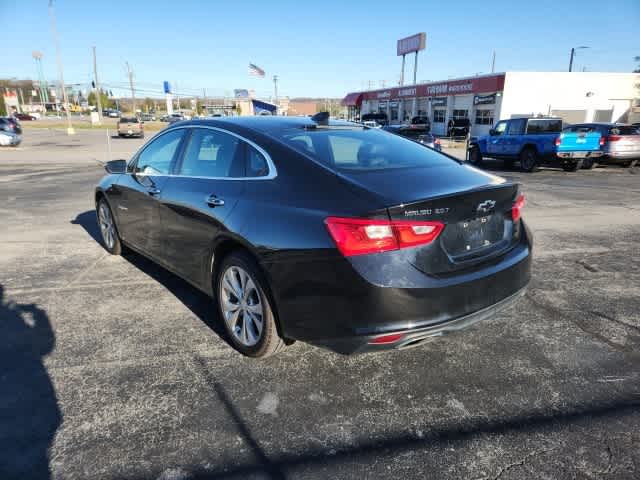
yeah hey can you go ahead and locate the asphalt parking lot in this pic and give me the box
[1,129,639,480]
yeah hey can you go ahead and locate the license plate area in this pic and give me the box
[441,214,506,257]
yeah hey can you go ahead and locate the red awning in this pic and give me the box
[341,92,362,107]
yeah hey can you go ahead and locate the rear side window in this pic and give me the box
[246,144,269,177]
[179,128,242,178]
[507,119,526,135]
[279,128,453,171]
[527,119,562,133]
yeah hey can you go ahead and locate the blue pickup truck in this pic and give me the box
[468,117,602,172]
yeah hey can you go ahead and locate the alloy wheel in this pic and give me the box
[98,202,115,250]
[220,266,264,347]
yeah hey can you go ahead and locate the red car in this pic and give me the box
[14,113,37,121]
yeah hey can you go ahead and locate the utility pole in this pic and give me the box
[491,50,496,73]
[92,46,103,123]
[175,81,180,112]
[273,75,278,114]
[48,0,74,134]
[125,61,136,113]
[202,88,207,115]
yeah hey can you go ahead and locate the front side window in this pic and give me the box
[278,128,454,171]
[179,128,242,178]
[493,120,507,135]
[134,129,185,175]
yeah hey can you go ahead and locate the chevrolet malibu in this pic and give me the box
[95,116,532,357]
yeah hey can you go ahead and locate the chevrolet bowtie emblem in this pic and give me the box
[477,200,496,214]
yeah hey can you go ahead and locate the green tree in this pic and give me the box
[87,89,113,109]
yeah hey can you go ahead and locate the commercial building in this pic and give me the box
[342,72,640,136]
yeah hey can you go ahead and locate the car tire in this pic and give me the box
[519,148,539,172]
[96,198,123,255]
[139,133,145,139]
[468,146,483,166]
[216,251,286,358]
[562,159,583,172]
[581,158,596,170]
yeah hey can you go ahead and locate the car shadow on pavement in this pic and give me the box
[0,284,61,480]
[71,210,229,342]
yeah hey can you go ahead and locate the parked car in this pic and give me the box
[116,116,144,138]
[95,116,532,357]
[468,117,602,172]
[447,118,471,137]
[0,131,21,146]
[411,116,431,132]
[362,121,381,128]
[140,113,156,122]
[416,132,442,151]
[383,125,441,151]
[361,112,389,126]
[0,117,22,135]
[14,113,37,121]
[562,123,640,168]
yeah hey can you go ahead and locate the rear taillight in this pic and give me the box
[554,136,562,146]
[325,217,444,257]
[512,194,525,222]
[607,135,621,142]
[434,138,441,145]
[599,136,605,146]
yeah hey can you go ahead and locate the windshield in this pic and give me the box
[120,117,138,123]
[278,128,455,171]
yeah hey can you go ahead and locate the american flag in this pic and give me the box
[248,63,265,78]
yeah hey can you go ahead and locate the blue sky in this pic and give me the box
[1,0,638,99]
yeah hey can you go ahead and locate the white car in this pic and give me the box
[363,121,381,128]
[0,131,21,146]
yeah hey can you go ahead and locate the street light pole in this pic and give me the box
[569,46,589,72]
[48,0,74,134]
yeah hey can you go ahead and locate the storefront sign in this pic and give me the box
[358,74,506,102]
[430,97,447,107]
[397,33,426,56]
[398,87,416,97]
[474,93,496,105]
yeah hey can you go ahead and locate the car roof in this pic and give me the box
[170,116,359,135]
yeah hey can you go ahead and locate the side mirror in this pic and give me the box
[105,159,127,174]
[489,129,496,136]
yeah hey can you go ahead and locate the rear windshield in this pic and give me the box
[609,125,638,135]
[277,127,455,171]
[120,117,138,123]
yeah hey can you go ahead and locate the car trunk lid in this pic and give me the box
[337,164,522,274]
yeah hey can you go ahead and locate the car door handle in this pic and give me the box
[206,195,225,207]
[147,187,161,196]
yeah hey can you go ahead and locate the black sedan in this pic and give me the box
[95,116,532,357]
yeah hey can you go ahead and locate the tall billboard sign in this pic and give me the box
[397,33,426,56]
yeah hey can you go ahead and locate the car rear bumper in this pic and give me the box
[556,151,603,159]
[599,152,640,163]
[311,285,527,354]
[266,221,532,354]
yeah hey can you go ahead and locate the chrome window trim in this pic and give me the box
[130,124,277,181]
